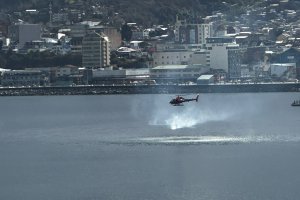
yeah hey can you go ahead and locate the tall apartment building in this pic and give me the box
[71,24,121,51]
[206,37,240,75]
[82,31,110,68]
[228,49,242,79]
[174,16,212,46]
[8,24,41,48]
[89,26,122,50]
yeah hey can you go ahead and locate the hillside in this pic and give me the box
[1,0,264,25]
[102,0,261,24]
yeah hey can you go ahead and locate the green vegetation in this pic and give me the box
[0,51,82,69]
[1,0,263,25]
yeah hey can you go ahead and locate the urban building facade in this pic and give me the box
[228,49,242,79]
[152,50,193,67]
[150,64,209,83]
[8,24,41,48]
[82,31,110,68]
[205,37,240,73]
[174,16,213,46]
[1,70,42,87]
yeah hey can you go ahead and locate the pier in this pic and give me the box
[0,82,300,96]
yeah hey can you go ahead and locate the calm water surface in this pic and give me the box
[0,93,300,200]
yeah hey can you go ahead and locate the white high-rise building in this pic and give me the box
[205,37,240,73]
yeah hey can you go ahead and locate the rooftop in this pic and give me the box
[197,74,214,80]
[153,65,189,70]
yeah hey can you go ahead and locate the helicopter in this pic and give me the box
[169,94,199,106]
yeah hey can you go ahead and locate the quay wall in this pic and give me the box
[0,83,300,96]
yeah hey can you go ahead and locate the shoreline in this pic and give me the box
[0,82,300,96]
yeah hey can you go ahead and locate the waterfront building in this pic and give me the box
[55,65,79,78]
[270,48,300,79]
[26,67,55,85]
[82,31,110,68]
[8,24,41,48]
[270,63,297,80]
[53,65,82,86]
[197,74,215,85]
[150,64,209,84]
[205,37,240,74]
[93,68,126,79]
[92,68,150,85]
[1,70,42,87]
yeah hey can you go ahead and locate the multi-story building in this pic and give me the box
[174,16,213,46]
[228,49,242,79]
[270,63,297,80]
[70,37,83,55]
[190,50,208,66]
[89,26,122,50]
[270,48,300,79]
[71,23,121,51]
[205,37,240,74]
[82,31,110,68]
[8,24,41,48]
[70,24,89,38]
[152,50,193,67]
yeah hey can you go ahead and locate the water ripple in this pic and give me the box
[128,135,300,145]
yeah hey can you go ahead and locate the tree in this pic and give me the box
[121,23,132,42]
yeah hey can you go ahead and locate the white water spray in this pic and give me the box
[149,104,234,130]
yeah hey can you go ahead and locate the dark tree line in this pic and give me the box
[0,51,82,70]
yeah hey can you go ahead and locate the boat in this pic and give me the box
[291,100,300,106]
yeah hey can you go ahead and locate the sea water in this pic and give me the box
[0,93,300,200]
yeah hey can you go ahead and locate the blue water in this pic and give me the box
[0,93,300,200]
